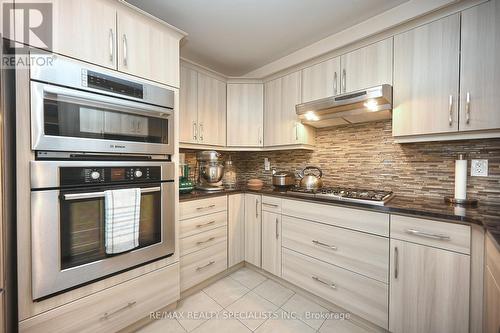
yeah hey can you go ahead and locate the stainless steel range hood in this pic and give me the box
[296,84,393,128]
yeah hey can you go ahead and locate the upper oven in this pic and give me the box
[30,53,175,155]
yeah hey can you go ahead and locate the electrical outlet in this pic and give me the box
[471,159,488,177]
[264,158,271,171]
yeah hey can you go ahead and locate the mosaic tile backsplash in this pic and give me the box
[182,120,500,204]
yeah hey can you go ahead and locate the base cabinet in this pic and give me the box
[244,194,262,267]
[485,235,500,333]
[261,211,281,276]
[389,240,470,333]
[228,194,245,267]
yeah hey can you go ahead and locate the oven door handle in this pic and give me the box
[42,84,172,119]
[63,187,161,201]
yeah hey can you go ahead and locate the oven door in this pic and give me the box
[31,181,175,300]
[30,81,173,155]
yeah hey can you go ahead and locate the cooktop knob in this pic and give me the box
[90,171,100,180]
[134,170,143,178]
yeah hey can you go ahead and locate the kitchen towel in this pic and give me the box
[104,188,141,254]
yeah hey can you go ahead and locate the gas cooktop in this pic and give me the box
[287,187,394,206]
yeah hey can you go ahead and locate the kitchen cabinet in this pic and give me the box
[485,235,500,333]
[340,38,393,93]
[460,0,500,132]
[227,84,264,147]
[244,194,262,267]
[264,72,314,147]
[389,239,470,333]
[261,210,281,276]
[392,14,461,136]
[180,66,227,146]
[228,194,245,267]
[52,0,117,69]
[301,57,341,103]
[117,4,181,87]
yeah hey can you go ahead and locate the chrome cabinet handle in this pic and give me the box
[295,123,298,141]
[196,220,216,228]
[199,123,204,142]
[196,237,215,246]
[262,203,278,208]
[394,246,399,279]
[101,301,136,320]
[196,260,215,271]
[333,71,338,95]
[109,29,114,63]
[255,199,259,218]
[196,204,216,211]
[448,95,453,126]
[258,127,262,145]
[312,239,337,250]
[312,275,336,289]
[405,229,451,241]
[193,121,197,140]
[123,34,128,66]
[275,217,279,239]
[466,92,471,124]
[342,69,346,93]
[64,187,160,201]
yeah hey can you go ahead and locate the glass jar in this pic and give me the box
[223,159,237,189]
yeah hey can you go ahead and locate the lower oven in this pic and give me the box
[30,160,175,300]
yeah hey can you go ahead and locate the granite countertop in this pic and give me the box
[180,186,500,251]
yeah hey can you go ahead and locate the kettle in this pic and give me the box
[298,166,323,190]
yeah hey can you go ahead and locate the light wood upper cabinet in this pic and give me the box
[264,78,282,147]
[52,0,117,69]
[460,1,500,132]
[244,194,262,267]
[389,239,470,333]
[180,65,198,144]
[392,14,460,136]
[340,38,393,93]
[301,57,341,103]
[117,4,181,87]
[261,211,281,277]
[228,194,245,267]
[227,84,264,147]
[197,73,226,146]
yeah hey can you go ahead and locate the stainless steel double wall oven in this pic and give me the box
[29,54,176,300]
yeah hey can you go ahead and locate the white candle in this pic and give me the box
[454,155,467,200]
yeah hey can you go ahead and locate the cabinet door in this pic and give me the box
[282,72,303,145]
[227,84,264,147]
[52,0,117,69]
[340,38,393,93]
[180,65,198,144]
[244,194,262,267]
[197,73,226,146]
[301,57,341,103]
[460,1,500,131]
[117,5,181,87]
[389,240,470,333]
[261,211,281,276]
[228,194,245,267]
[485,266,500,333]
[263,78,282,147]
[392,15,460,136]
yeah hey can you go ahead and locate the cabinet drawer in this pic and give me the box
[180,242,227,291]
[282,199,389,236]
[19,263,179,333]
[180,226,227,257]
[282,249,388,329]
[180,211,227,238]
[390,215,470,254]
[180,196,227,220]
[262,196,282,213]
[282,216,389,282]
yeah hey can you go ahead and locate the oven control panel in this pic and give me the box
[60,166,161,186]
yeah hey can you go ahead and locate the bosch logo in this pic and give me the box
[110,144,126,149]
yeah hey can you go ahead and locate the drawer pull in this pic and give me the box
[312,275,336,290]
[196,237,215,245]
[262,203,278,208]
[196,204,216,211]
[196,260,216,271]
[405,229,451,241]
[312,240,337,250]
[101,301,136,320]
[196,220,216,228]
[394,246,399,279]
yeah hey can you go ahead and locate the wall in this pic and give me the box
[181,120,500,204]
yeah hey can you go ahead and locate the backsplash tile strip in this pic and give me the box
[182,120,500,204]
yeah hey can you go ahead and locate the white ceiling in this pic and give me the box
[126,0,409,77]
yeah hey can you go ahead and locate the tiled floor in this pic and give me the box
[137,267,369,333]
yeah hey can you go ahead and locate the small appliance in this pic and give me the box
[272,170,296,188]
[195,151,225,191]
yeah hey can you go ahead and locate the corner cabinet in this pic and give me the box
[227,84,264,147]
[244,194,262,267]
